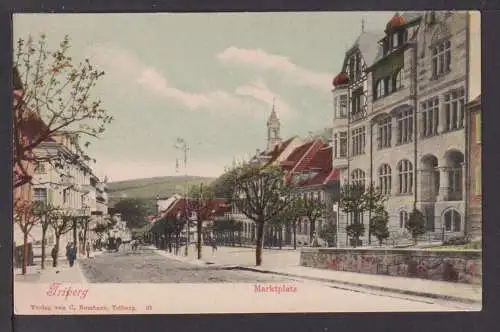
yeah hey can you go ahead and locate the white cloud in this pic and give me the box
[235,79,292,118]
[88,44,292,116]
[217,47,332,91]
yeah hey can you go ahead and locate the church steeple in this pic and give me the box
[267,97,281,151]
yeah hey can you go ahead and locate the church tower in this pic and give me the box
[267,98,281,151]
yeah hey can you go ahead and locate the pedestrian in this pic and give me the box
[86,241,91,258]
[51,246,58,267]
[211,237,218,258]
[65,242,71,261]
[68,244,77,267]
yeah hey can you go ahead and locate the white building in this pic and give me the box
[16,133,106,256]
[331,11,471,246]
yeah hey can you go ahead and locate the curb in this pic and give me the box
[232,266,481,305]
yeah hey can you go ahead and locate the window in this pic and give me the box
[335,95,348,118]
[374,80,384,100]
[398,159,413,194]
[396,108,413,144]
[348,58,355,81]
[448,167,462,200]
[378,116,392,149]
[431,40,451,77]
[351,90,364,117]
[384,77,392,95]
[392,33,399,48]
[475,112,481,143]
[34,162,46,174]
[34,188,47,203]
[351,126,366,156]
[424,206,435,231]
[475,166,481,196]
[63,189,68,204]
[394,69,403,90]
[399,210,409,228]
[355,53,362,80]
[339,132,348,158]
[333,133,338,158]
[421,97,439,137]
[351,169,366,188]
[444,88,465,132]
[379,164,392,195]
[339,95,348,118]
[444,209,461,232]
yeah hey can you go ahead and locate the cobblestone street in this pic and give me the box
[79,247,294,283]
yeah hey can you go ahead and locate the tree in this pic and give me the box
[318,221,337,247]
[231,164,295,266]
[301,195,326,243]
[271,197,305,249]
[79,215,92,255]
[362,183,387,245]
[339,183,366,247]
[370,207,390,246]
[49,209,73,267]
[345,223,365,248]
[13,199,41,274]
[405,208,426,244]
[32,202,58,269]
[13,34,113,189]
[113,198,149,229]
[188,183,216,259]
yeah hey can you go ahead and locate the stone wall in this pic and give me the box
[300,248,482,284]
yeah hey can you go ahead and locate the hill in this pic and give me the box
[106,175,215,205]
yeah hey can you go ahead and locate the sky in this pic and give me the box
[13,12,480,182]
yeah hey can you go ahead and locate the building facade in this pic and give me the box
[331,11,471,246]
[467,95,481,238]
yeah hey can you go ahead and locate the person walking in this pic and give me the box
[65,242,71,261]
[86,241,91,258]
[211,237,218,258]
[51,246,58,267]
[68,244,77,267]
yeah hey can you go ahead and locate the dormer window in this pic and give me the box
[394,68,404,90]
[392,33,399,48]
[374,79,384,100]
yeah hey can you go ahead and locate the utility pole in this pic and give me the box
[175,138,190,257]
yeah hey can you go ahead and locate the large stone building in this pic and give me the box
[331,11,472,246]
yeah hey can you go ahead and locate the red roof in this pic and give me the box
[159,198,230,221]
[386,13,405,30]
[332,72,349,87]
[263,137,295,166]
[281,140,316,169]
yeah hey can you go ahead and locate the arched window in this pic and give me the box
[351,169,366,188]
[375,80,384,99]
[399,210,409,228]
[379,164,392,195]
[398,159,413,194]
[394,68,403,90]
[444,209,461,232]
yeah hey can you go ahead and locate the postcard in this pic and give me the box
[13,11,482,315]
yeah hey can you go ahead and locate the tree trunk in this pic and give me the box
[310,219,315,244]
[82,222,88,257]
[41,225,48,270]
[22,232,29,275]
[293,220,297,250]
[197,220,202,260]
[53,235,61,267]
[255,221,265,266]
[73,219,78,255]
[368,209,372,245]
[279,226,283,249]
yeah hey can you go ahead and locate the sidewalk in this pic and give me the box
[153,245,481,304]
[14,256,88,284]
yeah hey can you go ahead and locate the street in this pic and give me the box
[76,246,479,311]
[79,247,291,283]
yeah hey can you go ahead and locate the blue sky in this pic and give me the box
[13,12,480,181]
